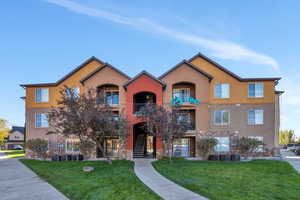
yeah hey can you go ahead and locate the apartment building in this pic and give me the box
[20,52,282,159]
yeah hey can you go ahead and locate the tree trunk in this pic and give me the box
[168,140,173,163]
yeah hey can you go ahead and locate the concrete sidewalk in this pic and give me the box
[281,150,300,173]
[0,157,69,200]
[134,159,208,200]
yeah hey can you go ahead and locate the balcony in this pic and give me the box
[133,92,156,114]
[177,110,196,131]
[96,84,119,109]
[172,82,200,107]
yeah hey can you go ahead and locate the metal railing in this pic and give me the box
[133,103,156,114]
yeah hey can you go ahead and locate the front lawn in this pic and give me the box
[153,160,300,200]
[21,160,161,200]
[1,150,25,158]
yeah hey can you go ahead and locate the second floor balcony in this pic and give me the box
[172,82,200,106]
[96,84,119,108]
[133,92,156,114]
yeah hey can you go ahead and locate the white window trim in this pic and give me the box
[248,109,264,125]
[248,83,264,98]
[66,87,80,98]
[173,88,191,101]
[105,90,119,106]
[35,113,49,128]
[214,83,230,99]
[65,139,80,153]
[248,136,264,152]
[213,110,230,126]
[214,137,230,152]
[35,88,49,103]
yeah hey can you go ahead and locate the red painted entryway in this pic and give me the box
[124,71,165,158]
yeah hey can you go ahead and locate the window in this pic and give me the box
[248,136,264,152]
[105,139,119,157]
[66,139,80,153]
[214,137,230,152]
[35,88,49,103]
[177,112,195,130]
[214,110,230,126]
[214,84,230,98]
[173,88,190,102]
[177,113,191,123]
[35,113,48,128]
[173,138,189,157]
[66,88,80,98]
[111,116,119,121]
[248,83,264,98]
[248,110,264,125]
[105,91,119,105]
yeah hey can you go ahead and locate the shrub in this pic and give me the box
[197,138,218,160]
[26,138,48,159]
[159,156,185,161]
[79,140,95,159]
[236,137,264,157]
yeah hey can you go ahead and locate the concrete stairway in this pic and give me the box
[133,135,145,158]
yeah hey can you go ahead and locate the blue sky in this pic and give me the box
[0,0,299,136]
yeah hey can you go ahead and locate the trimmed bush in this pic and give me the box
[25,138,48,159]
[197,138,218,160]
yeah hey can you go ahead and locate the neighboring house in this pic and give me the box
[5,126,25,150]
[20,52,283,159]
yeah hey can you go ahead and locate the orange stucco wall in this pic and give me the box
[25,59,103,108]
[190,57,276,104]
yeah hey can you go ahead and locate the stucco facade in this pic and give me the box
[21,53,283,159]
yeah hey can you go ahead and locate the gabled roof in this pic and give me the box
[159,60,214,81]
[123,70,166,89]
[20,56,104,87]
[188,52,281,82]
[275,90,285,95]
[80,63,131,84]
[10,126,25,134]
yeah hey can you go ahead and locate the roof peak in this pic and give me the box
[20,56,104,87]
[80,62,130,84]
[159,59,214,81]
[123,70,166,88]
[188,52,281,82]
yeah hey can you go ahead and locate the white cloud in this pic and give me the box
[45,0,279,70]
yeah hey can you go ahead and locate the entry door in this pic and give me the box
[173,138,190,157]
[146,136,153,156]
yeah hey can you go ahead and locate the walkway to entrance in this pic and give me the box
[0,157,69,200]
[281,150,300,173]
[134,159,208,200]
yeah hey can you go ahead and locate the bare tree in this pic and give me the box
[48,87,128,163]
[137,104,188,161]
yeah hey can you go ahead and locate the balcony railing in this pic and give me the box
[133,103,156,114]
[171,97,200,105]
[178,120,195,131]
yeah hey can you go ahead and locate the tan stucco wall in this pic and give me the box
[274,94,280,147]
[208,104,276,148]
[161,63,210,132]
[26,107,57,142]
[190,57,276,105]
[82,66,129,112]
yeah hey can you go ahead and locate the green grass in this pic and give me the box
[1,150,25,158]
[21,159,161,200]
[153,160,300,200]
